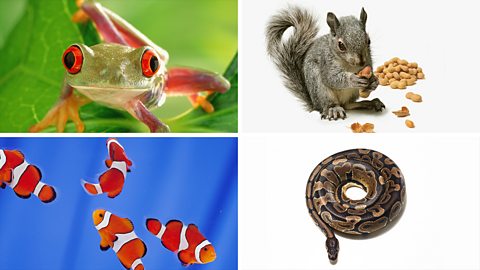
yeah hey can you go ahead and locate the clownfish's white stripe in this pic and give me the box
[195,240,211,264]
[0,150,6,170]
[9,161,29,189]
[110,161,127,178]
[93,183,102,194]
[107,139,124,152]
[95,211,112,231]
[178,225,189,251]
[131,258,142,270]
[33,182,46,197]
[113,231,137,253]
[156,224,167,240]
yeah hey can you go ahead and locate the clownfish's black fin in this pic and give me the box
[15,192,31,199]
[141,239,147,257]
[100,244,110,251]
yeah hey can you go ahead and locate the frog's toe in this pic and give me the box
[72,9,89,23]
[195,95,215,113]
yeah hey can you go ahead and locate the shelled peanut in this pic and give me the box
[375,57,425,89]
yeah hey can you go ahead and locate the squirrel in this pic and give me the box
[266,6,385,120]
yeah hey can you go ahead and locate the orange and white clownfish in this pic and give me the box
[146,218,216,266]
[93,209,146,270]
[0,149,56,203]
[82,138,132,198]
[105,138,132,171]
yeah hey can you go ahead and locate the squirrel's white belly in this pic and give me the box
[334,88,358,105]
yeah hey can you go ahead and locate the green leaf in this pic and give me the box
[0,0,237,133]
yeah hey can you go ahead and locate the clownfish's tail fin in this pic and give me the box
[35,182,56,203]
[146,218,164,237]
[81,179,102,195]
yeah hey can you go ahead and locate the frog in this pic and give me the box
[29,0,230,133]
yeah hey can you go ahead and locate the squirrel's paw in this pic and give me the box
[371,98,385,111]
[321,106,346,120]
[349,74,369,88]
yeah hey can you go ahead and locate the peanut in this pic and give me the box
[400,72,410,79]
[359,90,371,98]
[408,62,418,68]
[351,122,375,133]
[406,77,416,86]
[405,120,415,128]
[390,81,399,89]
[406,92,422,102]
[392,106,410,117]
[374,57,425,89]
[393,72,400,80]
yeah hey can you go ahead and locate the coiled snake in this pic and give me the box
[305,149,406,263]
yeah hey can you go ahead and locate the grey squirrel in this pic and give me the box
[266,6,385,120]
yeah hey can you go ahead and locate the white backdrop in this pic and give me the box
[240,0,480,132]
[239,134,480,269]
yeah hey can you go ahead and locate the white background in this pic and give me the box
[239,134,480,269]
[240,0,480,132]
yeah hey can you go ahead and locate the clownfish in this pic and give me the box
[0,149,56,203]
[93,209,146,270]
[145,218,216,266]
[82,138,132,198]
[105,138,132,171]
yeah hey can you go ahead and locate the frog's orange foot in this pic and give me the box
[195,95,215,113]
[30,94,90,133]
[188,92,215,113]
[72,0,89,23]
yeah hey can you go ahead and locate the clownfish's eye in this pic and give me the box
[141,49,160,77]
[203,247,208,251]
[62,45,83,74]
[99,213,104,218]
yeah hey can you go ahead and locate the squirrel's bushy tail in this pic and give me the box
[266,6,318,111]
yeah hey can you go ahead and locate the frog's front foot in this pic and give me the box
[127,100,170,133]
[30,94,90,133]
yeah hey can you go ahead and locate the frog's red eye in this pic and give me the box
[141,49,160,77]
[62,45,83,74]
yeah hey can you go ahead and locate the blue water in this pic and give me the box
[0,137,237,270]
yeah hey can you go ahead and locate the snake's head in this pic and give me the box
[326,237,339,262]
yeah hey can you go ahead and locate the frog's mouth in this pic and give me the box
[73,85,152,109]
[72,85,151,92]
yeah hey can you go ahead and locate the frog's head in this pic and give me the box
[62,43,166,106]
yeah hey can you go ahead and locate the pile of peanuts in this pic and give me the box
[375,57,425,89]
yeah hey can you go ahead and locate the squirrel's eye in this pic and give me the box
[367,37,371,45]
[338,41,347,52]
[141,49,160,77]
[62,45,83,74]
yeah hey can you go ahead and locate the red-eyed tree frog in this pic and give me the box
[30,0,230,133]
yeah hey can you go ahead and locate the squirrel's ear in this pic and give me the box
[360,8,367,29]
[327,12,340,36]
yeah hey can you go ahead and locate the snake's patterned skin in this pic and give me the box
[305,149,406,262]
